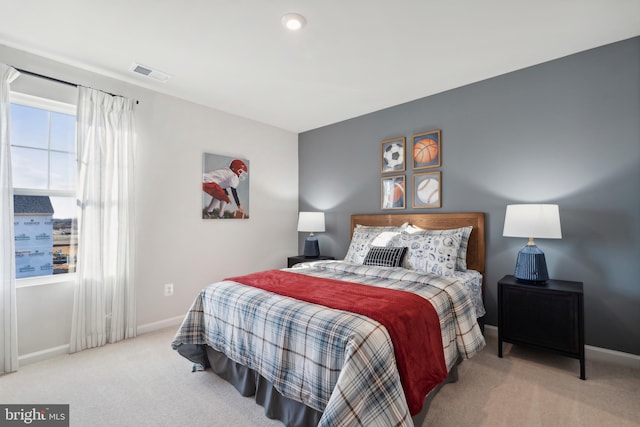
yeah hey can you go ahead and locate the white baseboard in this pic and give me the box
[584,344,640,369]
[19,344,69,367]
[484,324,640,369]
[136,315,184,335]
[18,315,185,368]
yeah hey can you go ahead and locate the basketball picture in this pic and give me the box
[381,175,406,210]
[413,171,441,208]
[380,136,406,173]
[412,129,441,169]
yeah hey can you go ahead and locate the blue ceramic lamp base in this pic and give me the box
[514,244,549,283]
[303,235,320,258]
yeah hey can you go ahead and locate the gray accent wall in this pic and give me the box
[299,37,640,355]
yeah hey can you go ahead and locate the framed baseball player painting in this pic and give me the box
[202,152,250,219]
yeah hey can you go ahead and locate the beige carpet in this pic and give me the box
[424,335,640,427]
[0,327,638,426]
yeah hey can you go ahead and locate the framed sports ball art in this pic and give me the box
[413,171,441,209]
[411,129,441,170]
[380,136,406,173]
[381,175,406,210]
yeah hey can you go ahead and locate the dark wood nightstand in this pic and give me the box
[287,255,335,268]
[498,275,585,380]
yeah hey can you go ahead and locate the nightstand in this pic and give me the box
[498,275,585,380]
[287,255,335,268]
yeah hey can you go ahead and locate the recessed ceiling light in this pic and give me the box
[281,13,306,31]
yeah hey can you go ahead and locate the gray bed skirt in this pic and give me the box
[176,344,459,427]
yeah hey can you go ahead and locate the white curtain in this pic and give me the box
[70,87,136,353]
[0,64,19,373]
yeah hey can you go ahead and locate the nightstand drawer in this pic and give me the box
[501,286,580,354]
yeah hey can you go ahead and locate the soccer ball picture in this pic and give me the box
[382,142,404,171]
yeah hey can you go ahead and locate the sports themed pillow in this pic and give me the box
[399,229,463,277]
[405,225,472,271]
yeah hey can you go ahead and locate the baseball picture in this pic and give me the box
[413,171,441,208]
[412,129,441,169]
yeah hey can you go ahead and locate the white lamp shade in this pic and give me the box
[297,212,325,233]
[503,204,562,239]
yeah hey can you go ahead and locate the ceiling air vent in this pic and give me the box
[129,63,171,82]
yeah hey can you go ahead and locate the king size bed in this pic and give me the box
[172,212,486,426]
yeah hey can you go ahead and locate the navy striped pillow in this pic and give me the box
[363,246,407,267]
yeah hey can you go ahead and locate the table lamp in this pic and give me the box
[297,212,325,258]
[503,204,562,282]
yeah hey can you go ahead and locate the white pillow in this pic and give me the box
[344,224,407,264]
[405,225,472,271]
[370,231,401,246]
[399,229,463,277]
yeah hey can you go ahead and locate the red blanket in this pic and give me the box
[225,269,447,415]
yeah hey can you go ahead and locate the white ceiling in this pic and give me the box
[1,0,639,133]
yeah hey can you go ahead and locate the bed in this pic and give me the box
[172,212,486,427]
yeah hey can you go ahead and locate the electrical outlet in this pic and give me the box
[164,283,174,297]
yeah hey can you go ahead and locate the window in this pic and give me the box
[10,92,77,280]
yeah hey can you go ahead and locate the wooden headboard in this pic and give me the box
[350,212,485,275]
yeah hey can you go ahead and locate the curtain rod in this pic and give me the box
[14,68,139,104]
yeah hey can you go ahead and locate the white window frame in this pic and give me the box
[10,91,77,288]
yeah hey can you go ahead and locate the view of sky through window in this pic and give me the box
[10,102,77,219]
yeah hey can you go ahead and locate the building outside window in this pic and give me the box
[10,92,77,280]
[14,195,55,278]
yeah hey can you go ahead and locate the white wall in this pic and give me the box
[1,44,299,361]
[134,92,299,326]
